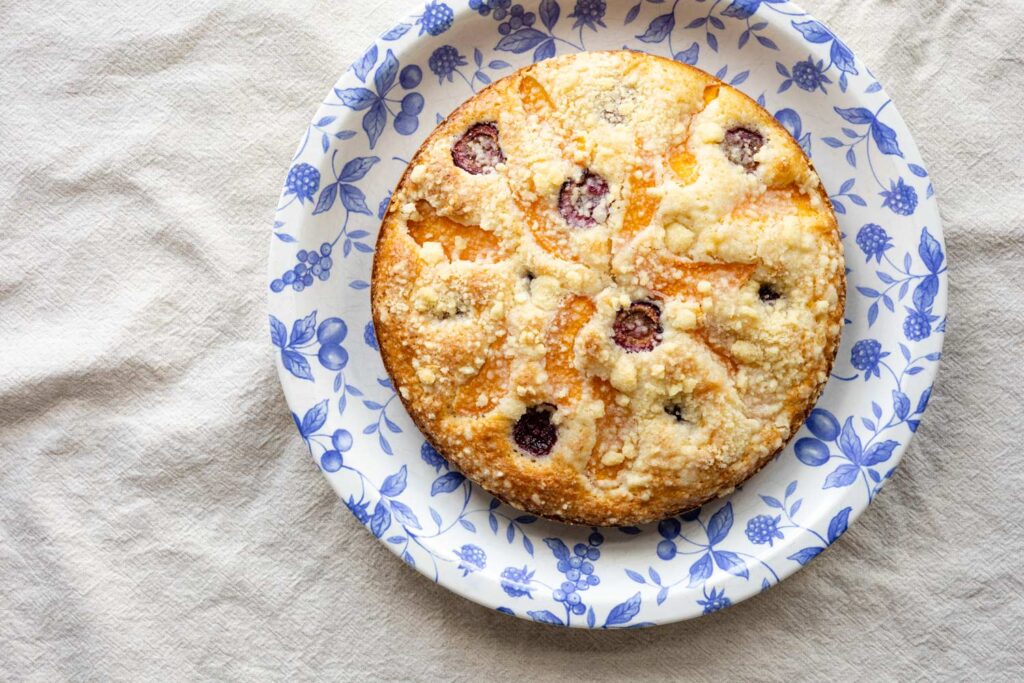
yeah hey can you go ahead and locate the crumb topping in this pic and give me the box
[371,51,844,526]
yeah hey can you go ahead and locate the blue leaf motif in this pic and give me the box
[822,137,843,148]
[834,106,875,125]
[760,495,784,509]
[892,390,911,420]
[533,39,556,62]
[603,593,642,627]
[687,553,713,587]
[838,417,863,463]
[871,119,903,157]
[830,39,857,74]
[312,183,338,215]
[544,538,570,561]
[827,506,852,543]
[625,569,646,584]
[527,610,565,626]
[352,44,378,83]
[713,551,749,579]
[281,350,313,381]
[335,87,377,110]
[378,433,393,455]
[648,567,661,584]
[380,466,408,497]
[707,32,718,52]
[370,501,391,537]
[636,13,675,43]
[862,440,898,466]
[721,0,761,20]
[785,480,798,498]
[657,587,669,605]
[675,42,699,65]
[362,101,387,149]
[390,500,421,530]
[706,503,733,545]
[823,463,860,489]
[339,156,380,182]
[381,23,412,41]
[374,50,398,94]
[496,28,549,53]
[339,184,371,215]
[269,315,287,349]
[788,547,823,565]
[539,0,559,30]
[625,3,641,25]
[299,401,327,438]
[274,233,297,243]
[919,228,944,274]
[289,311,317,347]
[791,19,832,43]
[685,18,707,29]
[430,472,465,495]
[913,275,939,312]
[917,386,933,414]
[909,163,929,178]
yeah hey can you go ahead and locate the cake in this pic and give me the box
[371,50,844,526]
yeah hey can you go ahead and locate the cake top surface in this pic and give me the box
[371,50,844,526]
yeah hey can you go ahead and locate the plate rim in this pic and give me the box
[268,0,946,628]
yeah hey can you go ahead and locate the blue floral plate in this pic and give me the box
[269,0,945,627]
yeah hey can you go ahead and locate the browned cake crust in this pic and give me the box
[371,51,845,526]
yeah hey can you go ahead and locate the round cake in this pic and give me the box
[371,51,844,526]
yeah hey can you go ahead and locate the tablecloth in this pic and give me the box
[2,0,1022,679]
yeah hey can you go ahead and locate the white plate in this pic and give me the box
[268,0,945,627]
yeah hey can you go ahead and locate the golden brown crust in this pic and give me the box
[371,51,845,526]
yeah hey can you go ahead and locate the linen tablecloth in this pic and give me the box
[2,0,1022,679]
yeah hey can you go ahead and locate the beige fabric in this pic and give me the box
[1,0,1021,679]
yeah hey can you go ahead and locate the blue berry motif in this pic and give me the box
[745,515,784,546]
[469,0,492,17]
[418,1,454,36]
[363,320,379,350]
[428,45,467,83]
[271,242,334,292]
[454,544,487,575]
[791,56,831,93]
[855,223,893,263]
[850,339,887,379]
[491,0,512,21]
[881,177,918,216]
[697,587,732,614]
[544,533,602,618]
[903,309,931,341]
[316,316,348,370]
[500,565,535,597]
[285,163,320,204]
[498,4,536,35]
[569,0,607,31]
[421,441,447,471]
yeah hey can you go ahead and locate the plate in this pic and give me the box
[268,0,945,627]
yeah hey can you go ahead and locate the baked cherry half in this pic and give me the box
[452,122,505,175]
[722,127,764,172]
[513,403,558,456]
[613,301,663,352]
[758,283,782,303]
[558,170,610,228]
